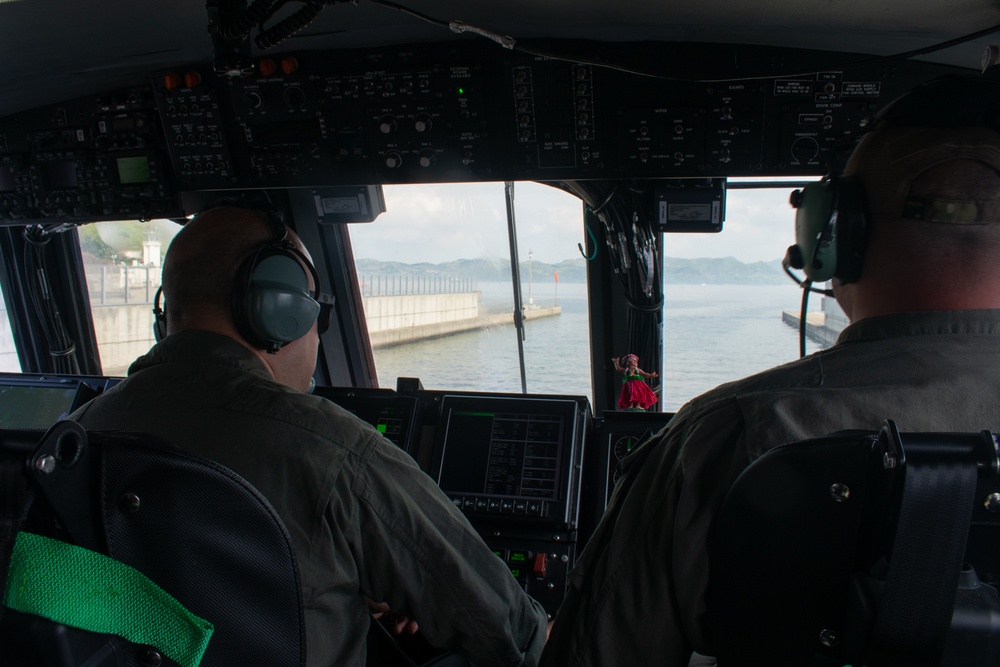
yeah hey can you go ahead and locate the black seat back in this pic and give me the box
[709,421,1000,667]
[0,420,306,667]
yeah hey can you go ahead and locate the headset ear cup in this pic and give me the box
[153,314,167,343]
[233,249,320,352]
[232,253,261,348]
[791,181,838,282]
[152,286,167,342]
[247,281,321,344]
[831,177,868,284]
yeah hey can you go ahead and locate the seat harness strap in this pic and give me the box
[2,531,214,667]
[869,450,978,664]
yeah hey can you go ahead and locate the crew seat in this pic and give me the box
[709,420,1000,667]
[0,420,306,667]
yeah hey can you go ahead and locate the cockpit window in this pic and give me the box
[77,219,181,376]
[660,179,830,411]
[0,287,21,372]
[348,182,593,402]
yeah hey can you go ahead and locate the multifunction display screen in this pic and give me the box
[435,394,583,526]
[439,408,564,501]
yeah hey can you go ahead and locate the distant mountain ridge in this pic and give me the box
[355,256,789,285]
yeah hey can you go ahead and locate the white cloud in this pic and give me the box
[349,178,816,265]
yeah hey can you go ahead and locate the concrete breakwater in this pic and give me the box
[21,291,560,377]
[780,295,848,349]
[363,292,560,349]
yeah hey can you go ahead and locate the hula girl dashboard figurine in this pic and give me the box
[612,354,659,411]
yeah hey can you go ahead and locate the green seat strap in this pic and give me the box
[2,531,214,667]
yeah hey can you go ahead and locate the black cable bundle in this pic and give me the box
[563,181,663,404]
[22,227,79,374]
[255,0,326,50]
[220,0,277,40]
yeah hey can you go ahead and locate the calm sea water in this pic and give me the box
[662,283,824,409]
[369,282,826,412]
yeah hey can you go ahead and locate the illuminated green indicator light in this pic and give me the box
[377,424,387,433]
[510,568,523,578]
[457,86,466,95]
[492,550,504,559]
[510,552,527,562]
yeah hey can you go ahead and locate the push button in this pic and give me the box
[508,550,530,566]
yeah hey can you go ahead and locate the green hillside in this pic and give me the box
[355,256,788,285]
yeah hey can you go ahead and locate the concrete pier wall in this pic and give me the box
[367,304,561,349]
[45,292,563,375]
[364,293,481,332]
[781,296,848,349]
[91,304,158,376]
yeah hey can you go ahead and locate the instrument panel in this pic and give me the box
[313,386,592,618]
[0,41,961,224]
[0,373,669,620]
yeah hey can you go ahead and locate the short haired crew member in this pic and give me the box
[540,74,1000,667]
[72,205,549,667]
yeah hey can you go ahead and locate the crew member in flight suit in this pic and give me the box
[541,75,1000,666]
[72,204,549,667]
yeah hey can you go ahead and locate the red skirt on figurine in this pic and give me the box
[617,375,658,410]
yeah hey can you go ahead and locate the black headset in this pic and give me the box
[152,286,167,342]
[153,208,334,353]
[231,231,328,353]
[785,74,1000,285]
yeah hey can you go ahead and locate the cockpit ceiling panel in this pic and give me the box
[0,0,997,116]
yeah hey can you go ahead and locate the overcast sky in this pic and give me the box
[348,178,813,265]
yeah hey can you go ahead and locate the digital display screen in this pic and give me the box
[112,117,136,131]
[436,396,578,503]
[0,165,15,192]
[0,383,81,430]
[312,388,418,454]
[116,155,152,185]
[44,161,78,189]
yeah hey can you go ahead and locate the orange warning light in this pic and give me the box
[259,59,277,77]
[163,73,182,90]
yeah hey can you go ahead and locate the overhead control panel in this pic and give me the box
[0,41,961,223]
[0,87,182,223]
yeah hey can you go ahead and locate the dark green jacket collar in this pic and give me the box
[836,309,1000,345]
[129,330,274,383]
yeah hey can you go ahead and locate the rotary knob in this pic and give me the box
[243,90,264,110]
[418,150,437,168]
[385,152,403,169]
[283,86,305,110]
[790,136,820,163]
[379,116,398,134]
[414,114,433,132]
